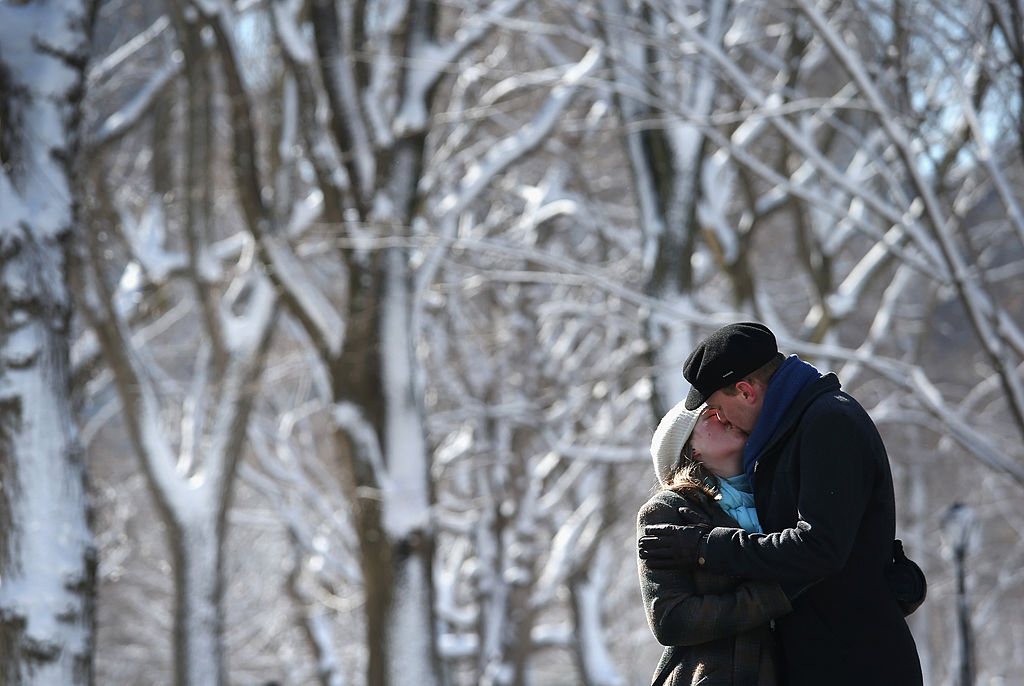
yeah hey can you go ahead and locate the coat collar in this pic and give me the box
[756,373,842,458]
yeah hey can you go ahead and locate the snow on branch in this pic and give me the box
[332,401,391,492]
[203,6,345,359]
[220,270,277,355]
[951,80,1024,248]
[530,623,573,649]
[125,345,206,515]
[835,264,914,385]
[88,15,172,83]
[392,0,530,136]
[672,10,948,274]
[676,115,942,279]
[199,292,277,493]
[789,0,1024,433]
[244,421,360,584]
[270,0,313,66]
[116,196,188,289]
[258,228,345,359]
[572,545,627,686]
[907,366,1024,487]
[89,61,182,149]
[434,537,478,629]
[698,151,740,264]
[0,168,30,235]
[435,45,603,218]
[535,459,590,516]
[824,226,908,321]
[536,432,652,465]
[80,252,207,520]
[794,339,1024,487]
[532,492,602,609]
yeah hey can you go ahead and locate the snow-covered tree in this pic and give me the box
[252,2,608,684]
[75,2,281,683]
[0,1,98,683]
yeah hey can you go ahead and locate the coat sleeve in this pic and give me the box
[701,397,879,586]
[637,494,792,647]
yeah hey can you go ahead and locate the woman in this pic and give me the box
[636,400,791,685]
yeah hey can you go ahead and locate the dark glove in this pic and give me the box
[676,506,711,526]
[638,523,710,570]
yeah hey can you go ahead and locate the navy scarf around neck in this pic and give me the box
[742,355,822,480]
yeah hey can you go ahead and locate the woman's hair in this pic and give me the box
[662,442,718,499]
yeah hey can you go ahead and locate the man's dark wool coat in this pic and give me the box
[637,488,791,686]
[702,373,923,686]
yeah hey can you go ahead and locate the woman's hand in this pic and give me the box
[676,506,711,526]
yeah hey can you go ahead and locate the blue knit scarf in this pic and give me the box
[716,473,762,533]
[742,355,822,480]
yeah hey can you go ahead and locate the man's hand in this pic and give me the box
[638,523,710,570]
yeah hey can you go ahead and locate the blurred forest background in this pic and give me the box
[1,0,1023,684]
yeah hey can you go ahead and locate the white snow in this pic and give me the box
[261,233,345,357]
[121,197,188,282]
[0,2,96,681]
[0,324,93,675]
[393,41,444,136]
[698,151,740,263]
[91,61,181,147]
[89,15,171,82]
[533,493,600,607]
[270,0,314,65]
[436,46,602,218]
[437,631,479,658]
[331,401,392,492]
[380,249,432,537]
[573,547,626,686]
[221,273,276,353]
[307,607,345,686]
[386,553,439,686]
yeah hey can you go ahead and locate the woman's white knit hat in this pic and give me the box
[651,400,705,486]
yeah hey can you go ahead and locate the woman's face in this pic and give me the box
[688,408,747,478]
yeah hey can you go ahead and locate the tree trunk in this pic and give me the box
[172,516,225,686]
[0,296,96,686]
[334,247,440,686]
[943,504,976,686]
[0,0,97,683]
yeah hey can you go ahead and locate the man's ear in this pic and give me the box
[734,380,758,402]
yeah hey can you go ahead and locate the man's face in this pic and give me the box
[706,386,761,434]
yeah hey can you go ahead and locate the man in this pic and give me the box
[638,322,922,686]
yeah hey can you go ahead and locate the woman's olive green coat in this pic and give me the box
[637,488,791,686]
